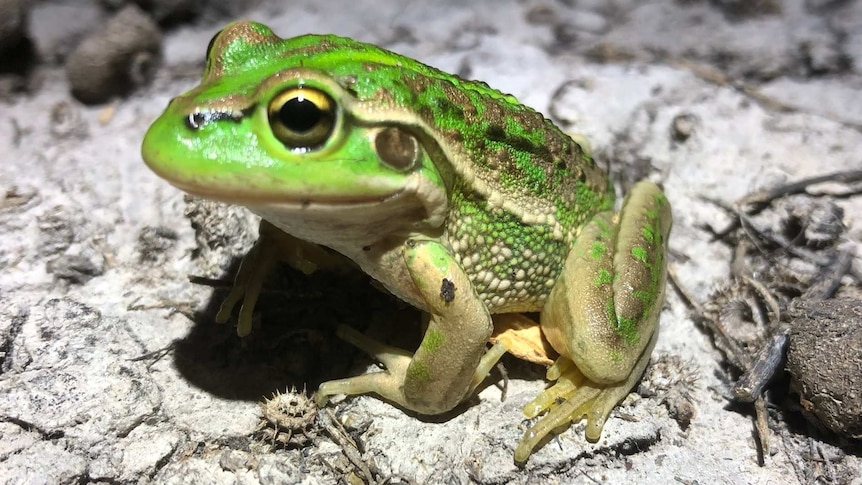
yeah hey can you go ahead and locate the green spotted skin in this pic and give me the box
[402,64,615,312]
[450,183,590,312]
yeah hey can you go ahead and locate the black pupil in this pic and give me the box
[280,97,322,133]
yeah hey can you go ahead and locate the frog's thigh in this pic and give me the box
[543,180,671,384]
[516,181,670,461]
[318,240,503,415]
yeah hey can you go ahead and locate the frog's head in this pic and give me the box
[142,21,452,246]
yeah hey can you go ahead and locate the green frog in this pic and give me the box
[141,20,672,462]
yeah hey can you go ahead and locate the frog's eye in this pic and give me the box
[267,87,337,151]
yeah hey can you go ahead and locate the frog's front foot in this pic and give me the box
[316,238,509,415]
[514,330,658,463]
[216,221,350,336]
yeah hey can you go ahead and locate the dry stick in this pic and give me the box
[802,247,855,301]
[753,397,770,466]
[732,328,790,403]
[320,408,376,484]
[707,169,862,239]
[737,212,832,266]
[737,169,862,214]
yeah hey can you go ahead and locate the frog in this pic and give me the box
[141,20,672,463]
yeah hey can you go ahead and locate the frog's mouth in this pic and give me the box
[243,189,432,249]
[166,173,447,249]
[171,182,406,206]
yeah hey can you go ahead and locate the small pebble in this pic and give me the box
[670,113,698,142]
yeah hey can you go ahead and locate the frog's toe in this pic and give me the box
[316,368,407,407]
[215,244,267,337]
[215,227,280,337]
[514,359,635,463]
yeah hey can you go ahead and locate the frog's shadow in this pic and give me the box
[172,259,386,401]
[172,259,547,415]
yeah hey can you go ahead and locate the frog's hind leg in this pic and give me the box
[514,330,658,463]
[515,181,670,462]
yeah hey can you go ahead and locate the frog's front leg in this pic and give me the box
[317,239,508,414]
[516,181,672,462]
[217,220,350,337]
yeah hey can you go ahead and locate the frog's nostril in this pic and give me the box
[186,112,207,130]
